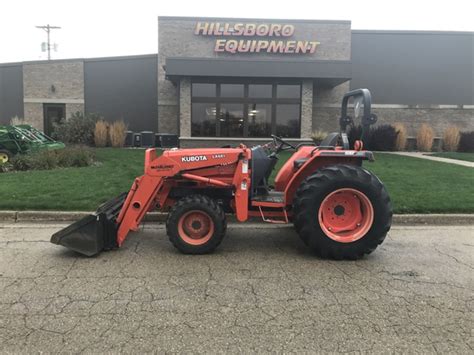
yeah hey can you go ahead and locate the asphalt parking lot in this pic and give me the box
[0,222,473,353]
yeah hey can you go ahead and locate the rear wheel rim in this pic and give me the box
[0,153,9,164]
[178,210,214,246]
[318,188,374,243]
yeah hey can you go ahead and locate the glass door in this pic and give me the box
[43,103,65,136]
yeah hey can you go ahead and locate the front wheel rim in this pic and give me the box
[0,153,9,164]
[177,210,214,246]
[318,188,374,243]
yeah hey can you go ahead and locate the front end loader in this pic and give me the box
[51,89,392,259]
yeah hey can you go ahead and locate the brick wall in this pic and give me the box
[312,105,474,135]
[22,61,84,129]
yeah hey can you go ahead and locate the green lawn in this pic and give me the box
[0,148,146,211]
[429,152,474,162]
[368,153,473,213]
[0,148,473,213]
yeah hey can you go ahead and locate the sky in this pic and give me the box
[0,0,473,63]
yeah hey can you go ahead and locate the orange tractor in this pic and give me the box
[51,89,392,259]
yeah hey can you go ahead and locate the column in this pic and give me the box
[300,80,313,139]
[179,78,191,137]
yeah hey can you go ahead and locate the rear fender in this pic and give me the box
[283,150,374,206]
[274,146,314,191]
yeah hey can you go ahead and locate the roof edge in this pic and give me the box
[0,54,158,67]
[166,56,351,65]
[158,15,351,25]
[352,29,474,35]
[0,62,23,67]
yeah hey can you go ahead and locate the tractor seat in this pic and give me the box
[294,158,309,169]
[250,146,275,196]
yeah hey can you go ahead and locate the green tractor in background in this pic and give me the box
[0,125,65,164]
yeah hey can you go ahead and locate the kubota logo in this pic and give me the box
[181,155,208,162]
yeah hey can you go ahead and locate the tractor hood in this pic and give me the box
[142,147,249,177]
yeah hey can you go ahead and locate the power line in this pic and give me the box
[35,24,61,60]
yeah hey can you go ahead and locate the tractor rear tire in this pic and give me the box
[166,195,227,254]
[0,149,12,164]
[293,164,392,260]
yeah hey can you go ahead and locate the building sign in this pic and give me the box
[194,22,320,54]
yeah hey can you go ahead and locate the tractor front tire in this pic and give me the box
[0,149,12,164]
[293,164,392,260]
[166,195,227,254]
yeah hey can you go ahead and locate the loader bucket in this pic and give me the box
[50,193,127,256]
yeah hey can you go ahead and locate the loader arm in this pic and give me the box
[116,174,164,246]
[112,148,184,246]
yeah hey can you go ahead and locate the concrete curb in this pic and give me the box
[391,214,474,226]
[0,211,473,226]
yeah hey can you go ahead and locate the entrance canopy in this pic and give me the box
[165,57,351,87]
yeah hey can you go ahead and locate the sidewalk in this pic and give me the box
[386,151,474,168]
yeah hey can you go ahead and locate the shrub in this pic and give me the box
[7,154,31,171]
[370,124,398,151]
[348,124,398,151]
[442,126,460,152]
[416,124,435,151]
[54,148,95,168]
[393,123,407,151]
[0,163,10,173]
[53,112,101,145]
[458,131,474,152]
[1,147,96,173]
[311,130,328,145]
[94,120,109,147]
[10,116,25,125]
[109,121,127,147]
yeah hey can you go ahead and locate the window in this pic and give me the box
[276,104,300,138]
[192,83,216,97]
[248,103,271,137]
[219,104,244,137]
[249,84,272,98]
[191,82,301,138]
[191,103,217,137]
[277,85,301,99]
[220,84,244,97]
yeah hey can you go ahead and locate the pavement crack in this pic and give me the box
[434,246,474,270]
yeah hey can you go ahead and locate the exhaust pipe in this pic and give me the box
[50,193,127,256]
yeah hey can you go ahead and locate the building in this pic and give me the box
[0,16,473,146]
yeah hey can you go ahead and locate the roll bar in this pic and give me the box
[339,88,377,144]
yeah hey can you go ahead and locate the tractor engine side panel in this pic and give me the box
[144,147,243,178]
[165,148,244,171]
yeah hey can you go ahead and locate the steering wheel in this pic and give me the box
[271,135,296,153]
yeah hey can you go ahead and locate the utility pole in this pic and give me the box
[36,24,61,60]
